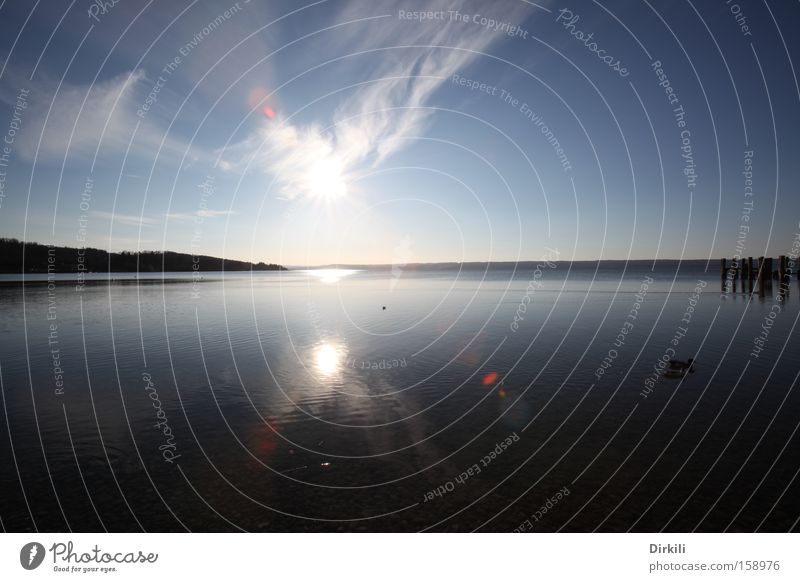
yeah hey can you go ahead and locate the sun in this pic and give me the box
[307,157,347,201]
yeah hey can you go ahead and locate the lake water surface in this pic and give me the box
[1,261,798,531]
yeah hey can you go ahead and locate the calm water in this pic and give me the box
[1,262,798,532]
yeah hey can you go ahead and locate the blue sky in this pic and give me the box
[0,0,798,265]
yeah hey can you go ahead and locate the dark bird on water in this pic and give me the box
[668,357,694,371]
[664,358,695,378]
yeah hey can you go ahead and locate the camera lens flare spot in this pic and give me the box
[482,372,499,386]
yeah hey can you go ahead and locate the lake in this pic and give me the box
[1,261,798,532]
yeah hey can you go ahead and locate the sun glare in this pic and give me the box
[314,343,340,376]
[307,157,347,201]
[304,269,359,283]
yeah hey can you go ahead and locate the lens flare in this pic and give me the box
[248,86,277,119]
[482,372,499,386]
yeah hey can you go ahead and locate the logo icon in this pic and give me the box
[20,542,45,570]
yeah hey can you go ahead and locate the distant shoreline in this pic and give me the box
[292,259,715,270]
[0,238,287,274]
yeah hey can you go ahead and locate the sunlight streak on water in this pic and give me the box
[314,342,342,376]
[303,269,360,284]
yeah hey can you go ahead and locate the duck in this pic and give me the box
[663,358,695,378]
[668,357,694,370]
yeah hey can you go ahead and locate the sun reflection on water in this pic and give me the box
[314,343,342,376]
[303,269,359,284]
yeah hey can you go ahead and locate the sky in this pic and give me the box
[0,0,798,266]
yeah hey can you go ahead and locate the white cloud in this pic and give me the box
[101,237,159,251]
[221,0,534,200]
[1,67,207,166]
[91,211,160,227]
[165,209,235,222]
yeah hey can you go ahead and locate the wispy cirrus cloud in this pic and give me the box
[165,209,235,222]
[221,0,534,200]
[0,66,209,166]
[91,210,160,227]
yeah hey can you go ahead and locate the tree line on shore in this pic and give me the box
[0,238,286,273]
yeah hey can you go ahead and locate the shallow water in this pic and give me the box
[1,262,798,531]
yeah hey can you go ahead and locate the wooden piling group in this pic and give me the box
[722,255,794,296]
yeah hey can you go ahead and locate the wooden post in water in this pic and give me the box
[768,257,775,288]
[742,258,747,292]
[779,255,788,298]
[721,258,727,292]
[738,260,743,290]
[748,257,754,292]
[765,257,773,290]
[757,257,765,296]
[740,260,746,292]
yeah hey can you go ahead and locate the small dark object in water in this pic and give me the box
[664,358,695,378]
[668,357,694,371]
[382,306,386,310]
